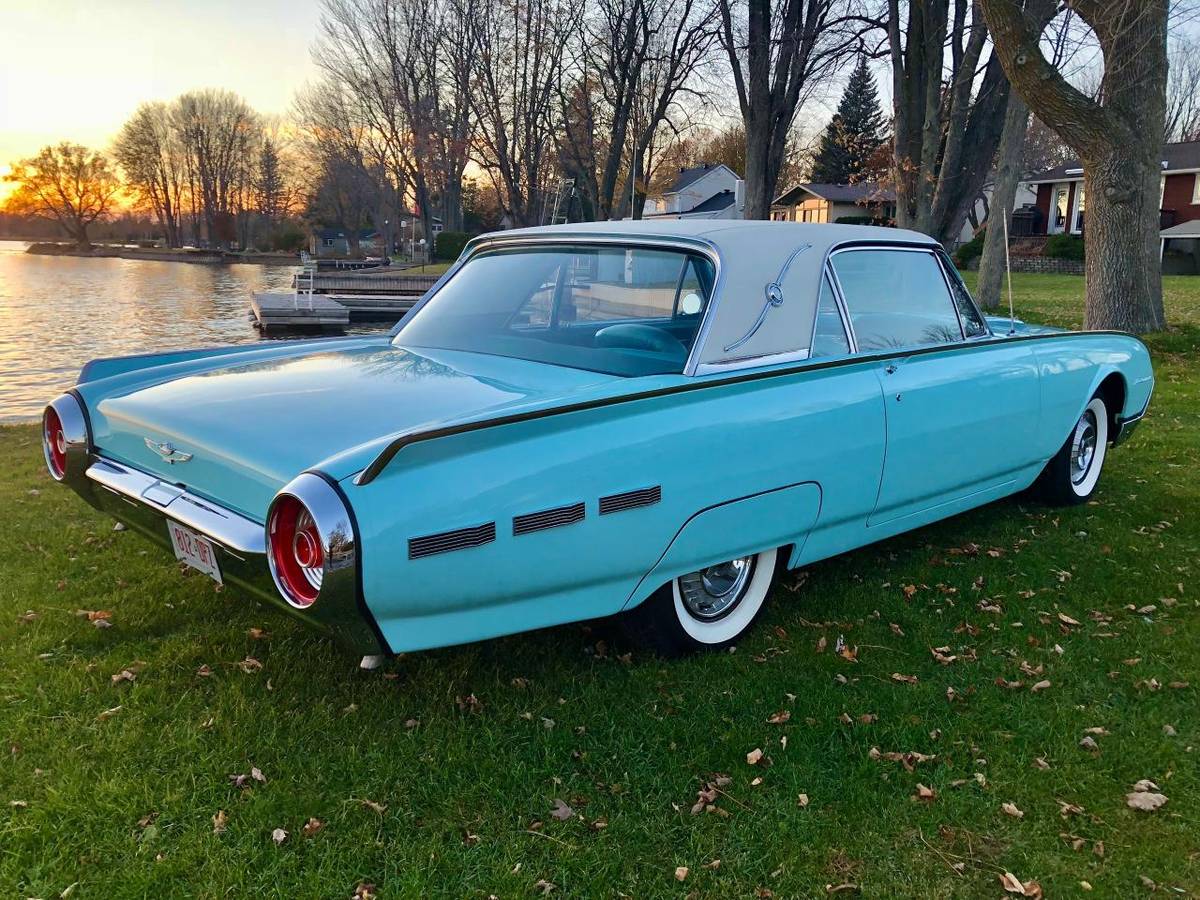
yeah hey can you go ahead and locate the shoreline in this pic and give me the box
[23,242,301,266]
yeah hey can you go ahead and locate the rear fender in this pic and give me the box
[622,481,822,611]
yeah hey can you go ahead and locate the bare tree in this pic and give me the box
[719,0,862,219]
[465,0,579,226]
[171,90,261,247]
[886,0,1016,244]
[979,0,1168,332]
[1165,35,1200,142]
[3,143,121,249]
[113,103,186,247]
[295,83,389,255]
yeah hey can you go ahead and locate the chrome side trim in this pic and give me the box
[86,457,264,555]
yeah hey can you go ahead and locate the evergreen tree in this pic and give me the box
[809,57,886,184]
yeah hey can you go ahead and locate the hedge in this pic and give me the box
[1043,233,1085,261]
[435,230,471,261]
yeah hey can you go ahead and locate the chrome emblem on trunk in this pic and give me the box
[144,437,193,464]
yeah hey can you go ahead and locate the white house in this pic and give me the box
[643,163,745,220]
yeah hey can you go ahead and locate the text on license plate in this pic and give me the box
[167,521,223,584]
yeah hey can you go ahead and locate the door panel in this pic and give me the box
[869,342,1041,525]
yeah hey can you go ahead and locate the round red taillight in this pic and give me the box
[268,494,324,607]
[44,406,67,479]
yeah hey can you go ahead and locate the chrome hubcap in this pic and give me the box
[1070,409,1098,485]
[678,555,754,620]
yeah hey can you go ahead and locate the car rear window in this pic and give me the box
[394,245,715,376]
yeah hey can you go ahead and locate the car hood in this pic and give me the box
[89,342,616,520]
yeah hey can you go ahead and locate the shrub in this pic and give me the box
[834,215,893,227]
[954,229,986,268]
[1043,233,1085,261]
[435,230,471,261]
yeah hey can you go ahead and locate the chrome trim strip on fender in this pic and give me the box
[354,327,1143,486]
[87,457,265,555]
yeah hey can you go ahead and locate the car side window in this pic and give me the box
[831,249,964,351]
[937,250,989,338]
[810,272,851,358]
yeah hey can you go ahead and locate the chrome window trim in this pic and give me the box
[827,244,968,353]
[693,348,811,376]
[934,247,993,341]
[810,266,857,357]
[390,232,725,379]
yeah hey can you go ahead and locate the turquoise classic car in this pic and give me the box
[43,221,1153,664]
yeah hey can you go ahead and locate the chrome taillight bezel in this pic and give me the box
[266,473,358,610]
[43,394,90,484]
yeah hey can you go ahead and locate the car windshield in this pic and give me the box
[393,244,716,376]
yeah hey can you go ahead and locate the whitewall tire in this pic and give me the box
[1034,394,1110,505]
[622,548,779,656]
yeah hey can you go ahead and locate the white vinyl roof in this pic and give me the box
[474,220,939,372]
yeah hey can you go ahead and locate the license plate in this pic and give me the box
[168,521,223,584]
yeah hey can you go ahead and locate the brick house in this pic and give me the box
[1019,139,1200,236]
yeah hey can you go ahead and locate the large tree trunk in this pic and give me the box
[977,93,1029,311]
[1081,149,1166,331]
[742,114,773,219]
[979,0,1167,333]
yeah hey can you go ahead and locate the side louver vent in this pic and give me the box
[599,485,662,515]
[513,502,585,536]
[408,522,496,559]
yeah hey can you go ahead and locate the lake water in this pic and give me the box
[0,240,355,421]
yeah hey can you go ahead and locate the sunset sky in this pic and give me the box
[0,0,322,198]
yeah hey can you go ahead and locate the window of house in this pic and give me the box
[810,272,851,358]
[1193,173,1200,205]
[1052,185,1069,233]
[831,249,963,351]
[1072,183,1086,233]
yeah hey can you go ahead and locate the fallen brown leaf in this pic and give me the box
[549,798,574,821]
[212,810,228,834]
[674,866,688,882]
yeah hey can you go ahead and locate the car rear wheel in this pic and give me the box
[1033,394,1109,505]
[621,548,778,656]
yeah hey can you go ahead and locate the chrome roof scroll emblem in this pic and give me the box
[723,243,812,354]
[144,437,193,464]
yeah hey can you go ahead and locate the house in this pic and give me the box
[1019,139,1200,237]
[643,163,745,220]
[309,227,382,258]
[770,183,896,224]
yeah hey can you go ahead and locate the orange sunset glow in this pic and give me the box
[0,0,322,201]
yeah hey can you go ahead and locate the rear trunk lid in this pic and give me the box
[87,341,615,519]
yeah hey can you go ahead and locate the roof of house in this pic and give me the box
[313,227,380,240]
[772,182,896,206]
[666,162,737,194]
[685,190,738,215]
[1026,139,1200,183]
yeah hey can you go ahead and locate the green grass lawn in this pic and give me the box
[2,274,1198,898]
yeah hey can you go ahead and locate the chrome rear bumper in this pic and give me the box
[74,454,383,654]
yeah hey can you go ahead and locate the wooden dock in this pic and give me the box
[291,271,440,296]
[250,291,423,330]
[251,293,350,329]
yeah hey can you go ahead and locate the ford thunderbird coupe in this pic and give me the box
[44,221,1153,663]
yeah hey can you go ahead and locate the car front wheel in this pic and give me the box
[622,548,778,656]
[1034,394,1109,505]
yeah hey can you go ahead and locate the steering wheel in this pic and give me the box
[594,323,688,357]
